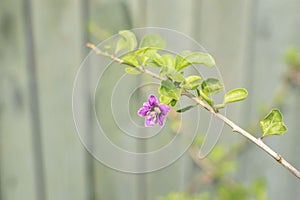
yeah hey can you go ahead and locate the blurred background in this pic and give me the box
[1,0,300,199]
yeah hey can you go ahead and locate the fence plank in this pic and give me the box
[0,0,38,199]
[237,0,300,198]
[88,1,137,200]
[23,0,46,199]
[134,1,196,199]
[29,0,89,199]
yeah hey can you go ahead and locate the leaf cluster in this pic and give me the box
[107,30,288,138]
[114,30,248,111]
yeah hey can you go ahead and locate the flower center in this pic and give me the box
[153,106,161,114]
[146,106,161,124]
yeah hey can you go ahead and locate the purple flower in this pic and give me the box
[138,95,170,127]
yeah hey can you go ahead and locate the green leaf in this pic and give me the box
[115,37,127,54]
[140,50,157,66]
[182,75,202,90]
[121,54,139,67]
[159,95,172,105]
[169,99,177,106]
[260,109,288,137]
[134,47,153,56]
[214,103,225,109]
[159,54,176,77]
[175,51,215,71]
[185,75,202,83]
[170,73,185,82]
[201,78,224,95]
[145,61,162,68]
[118,30,137,52]
[252,179,267,200]
[161,54,175,68]
[158,80,181,100]
[176,104,197,113]
[159,65,169,77]
[182,83,200,90]
[149,52,164,67]
[159,95,177,106]
[224,88,248,104]
[134,48,162,66]
[134,47,163,67]
[200,89,214,107]
[175,51,191,68]
[196,88,200,97]
[140,33,166,49]
[284,46,300,68]
[104,45,111,50]
[124,67,141,74]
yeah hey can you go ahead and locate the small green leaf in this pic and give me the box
[260,109,288,137]
[134,48,162,67]
[121,54,139,67]
[170,73,185,82]
[158,80,181,100]
[224,88,248,104]
[159,95,177,106]
[146,60,162,68]
[169,99,177,106]
[201,78,224,95]
[124,67,141,74]
[159,95,172,105]
[175,51,191,68]
[159,66,169,77]
[161,54,175,68]
[185,75,202,83]
[200,89,214,107]
[176,104,197,113]
[115,38,127,54]
[118,30,137,52]
[284,46,300,68]
[214,103,225,109]
[104,45,111,50]
[159,54,176,76]
[186,52,215,67]
[175,51,215,71]
[140,33,166,49]
[252,179,267,200]
[182,75,202,90]
[150,53,164,67]
[182,83,200,90]
[196,88,200,97]
[134,47,153,55]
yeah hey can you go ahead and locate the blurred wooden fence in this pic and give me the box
[1,0,300,199]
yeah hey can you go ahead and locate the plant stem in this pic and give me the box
[183,91,300,179]
[87,44,300,180]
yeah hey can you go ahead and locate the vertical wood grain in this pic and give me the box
[0,0,38,199]
[22,0,46,199]
[79,0,96,199]
[237,0,300,199]
[30,0,89,199]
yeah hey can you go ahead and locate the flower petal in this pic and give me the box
[143,102,151,108]
[138,107,150,116]
[158,114,165,126]
[159,104,170,115]
[148,95,158,106]
[145,118,154,127]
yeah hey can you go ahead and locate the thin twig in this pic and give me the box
[87,43,300,180]
[183,92,300,179]
[86,43,124,64]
